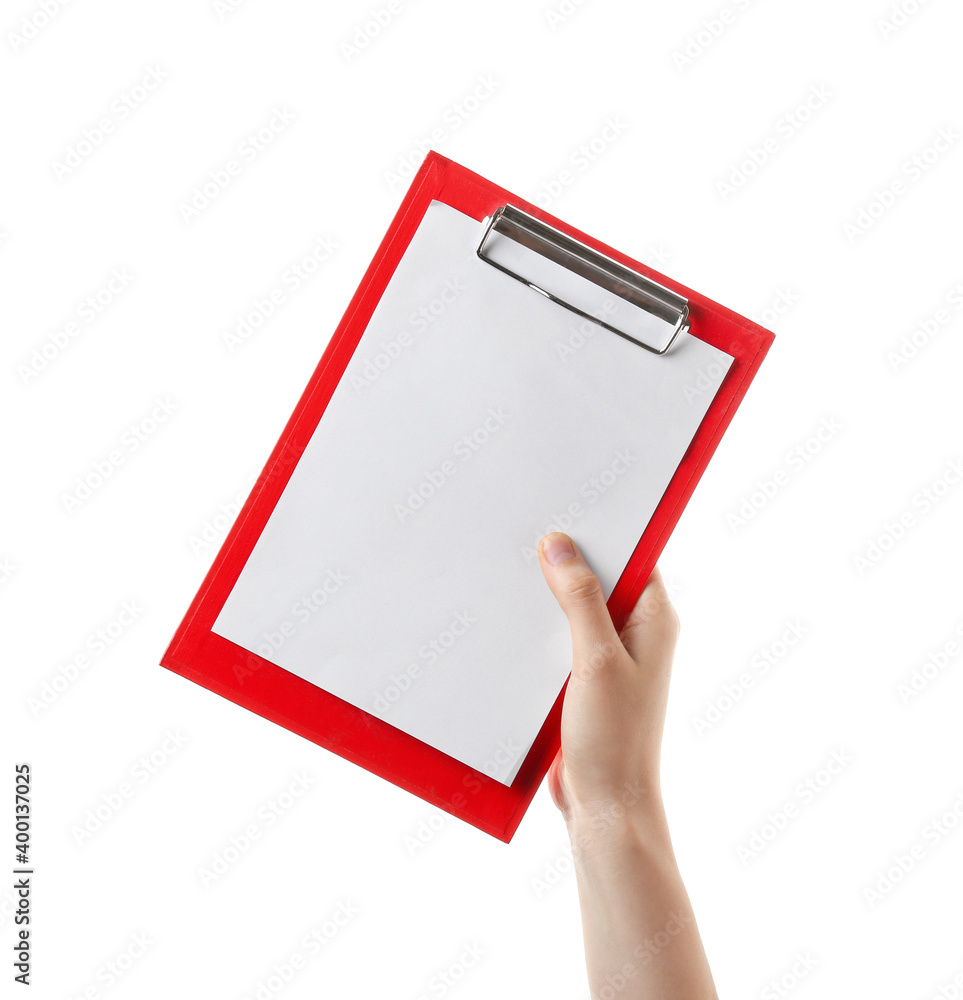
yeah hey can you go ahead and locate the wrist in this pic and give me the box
[564,788,672,862]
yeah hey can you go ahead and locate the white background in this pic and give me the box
[3,1,961,998]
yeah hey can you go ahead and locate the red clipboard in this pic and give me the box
[160,151,775,843]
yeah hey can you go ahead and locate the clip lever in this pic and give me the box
[477,204,689,356]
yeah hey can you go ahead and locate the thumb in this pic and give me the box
[538,532,620,671]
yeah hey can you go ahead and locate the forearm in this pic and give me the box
[565,800,718,1000]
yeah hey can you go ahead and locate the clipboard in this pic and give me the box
[160,151,775,843]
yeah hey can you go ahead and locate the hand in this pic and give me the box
[537,532,679,833]
[538,533,719,1000]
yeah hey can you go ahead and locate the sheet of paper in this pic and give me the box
[212,200,734,785]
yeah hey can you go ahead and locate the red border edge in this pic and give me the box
[160,150,775,844]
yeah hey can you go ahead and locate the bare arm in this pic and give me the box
[538,532,718,1000]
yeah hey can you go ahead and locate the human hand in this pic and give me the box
[538,533,718,1000]
[537,532,679,835]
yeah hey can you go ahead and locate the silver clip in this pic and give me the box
[477,204,689,355]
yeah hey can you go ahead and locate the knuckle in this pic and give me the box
[623,590,680,640]
[564,571,604,608]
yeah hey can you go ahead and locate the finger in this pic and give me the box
[545,749,568,815]
[538,533,621,671]
[618,565,681,665]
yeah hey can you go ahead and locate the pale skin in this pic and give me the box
[537,531,718,1000]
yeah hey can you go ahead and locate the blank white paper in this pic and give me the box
[212,200,734,785]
